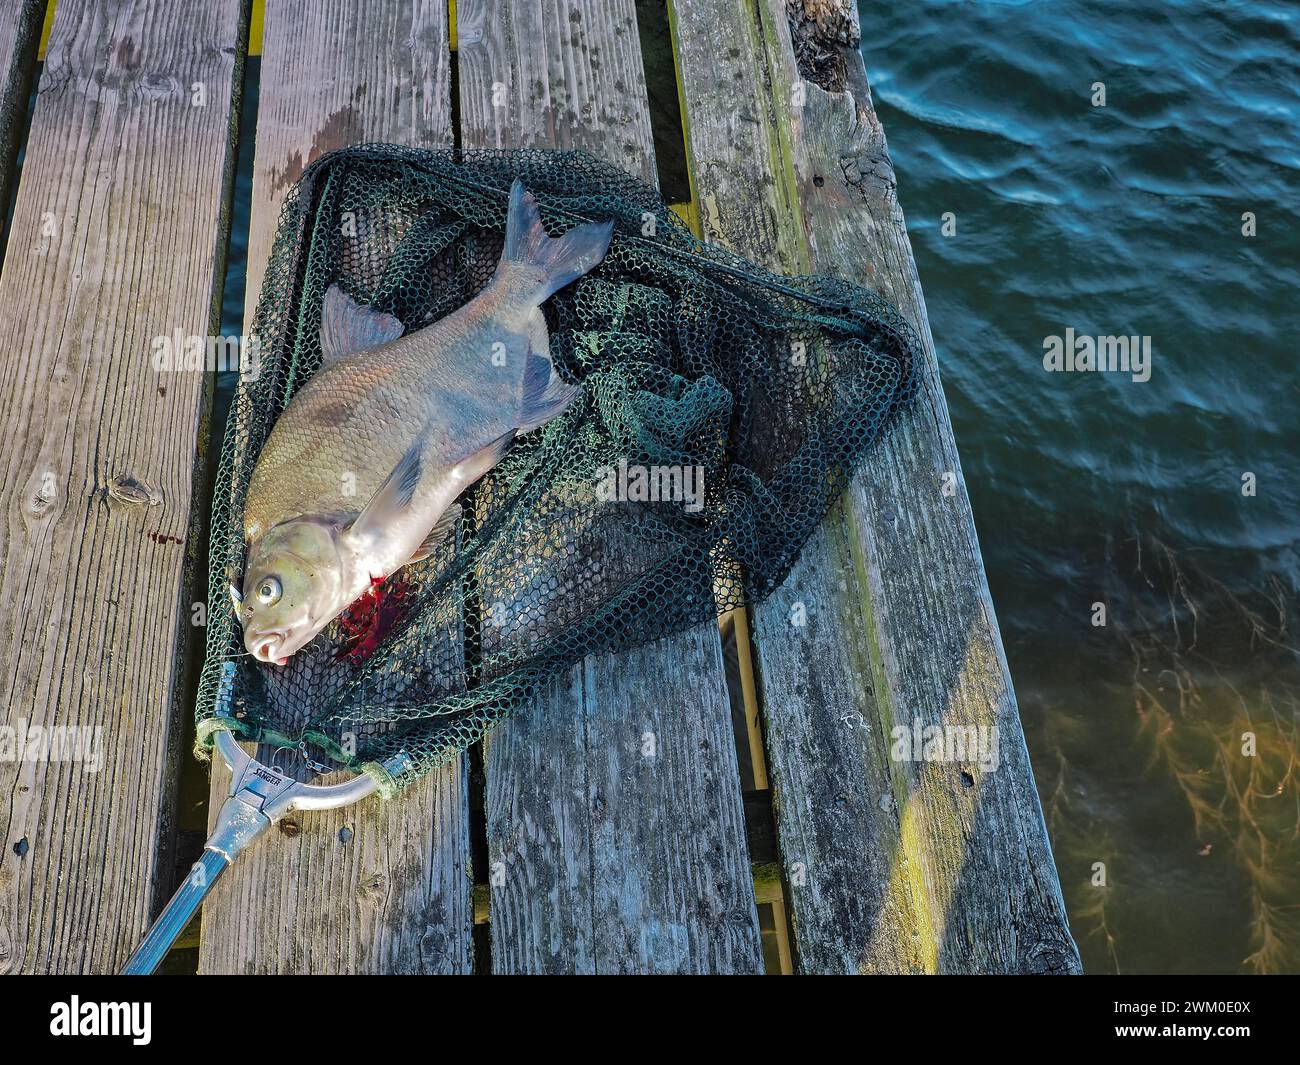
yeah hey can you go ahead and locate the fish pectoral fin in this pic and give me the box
[346,429,430,552]
[320,283,404,365]
[350,428,517,558]
[408,502,462,564]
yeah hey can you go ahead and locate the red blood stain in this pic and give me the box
[335,572,414,666]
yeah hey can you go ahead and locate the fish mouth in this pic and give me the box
[247,628,306,667]
[246,613,328,665]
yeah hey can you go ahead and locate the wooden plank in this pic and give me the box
[458,0,764,974]
[457,0,655,186]
[197,0,474,975]
[0,0,245,974]
[669,0,1080,972]
[0,0,44,218]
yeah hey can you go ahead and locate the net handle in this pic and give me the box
[120,729,380,974]
[211,728,381,812]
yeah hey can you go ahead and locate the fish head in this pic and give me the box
[238,519,349,664]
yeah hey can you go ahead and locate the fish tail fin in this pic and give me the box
[501,178,613,303]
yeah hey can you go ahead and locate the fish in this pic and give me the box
[232,179,613,665]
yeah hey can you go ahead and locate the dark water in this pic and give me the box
[859,1,1300,973]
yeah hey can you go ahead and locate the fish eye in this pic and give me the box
[256,576,282,605]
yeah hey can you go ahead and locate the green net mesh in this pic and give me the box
[196,145,918,793]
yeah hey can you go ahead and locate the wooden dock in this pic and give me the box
[0,0,1080,974]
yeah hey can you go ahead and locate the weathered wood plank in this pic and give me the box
[669,0,1079,972]
[457,0,656,188]
[458,0,764,974]
[0,0,245,974]
[197,0,474,975]
[0,0,44,218]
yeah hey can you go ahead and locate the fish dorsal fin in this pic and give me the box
[347,431,427,552]
[408,502,462,564]
[320,283,404,365]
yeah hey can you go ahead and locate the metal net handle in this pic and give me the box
[120,730,392,975]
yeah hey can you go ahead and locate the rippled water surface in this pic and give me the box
[859,0,1299,972]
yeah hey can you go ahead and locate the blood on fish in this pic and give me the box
[335,572,413,666]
